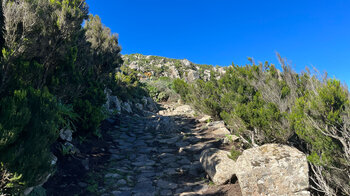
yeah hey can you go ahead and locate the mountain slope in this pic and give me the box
[122,54,226,82]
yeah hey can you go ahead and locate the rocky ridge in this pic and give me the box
[122,54,227,82]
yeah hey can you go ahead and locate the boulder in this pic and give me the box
[222,135,239,144]
[203,69,211,81]
[212,127,230,137]
[217,67,226,75]
[141,96,158,112]
[169,66,180,78]
[200,148,236,185]
[134,103,143,111]
[145,97,158,112]
[235,144,310,196]
[186,70,200,82]
[181,59,191,67]
[207,121,225,129]
[59,129,73,142]
[171,105,195,116]
[199,115,211,123]
[129,62,139,70]
[121,102,133,113]
[109,95,121,113]
[104,89,121,114]
[206,121,231,136]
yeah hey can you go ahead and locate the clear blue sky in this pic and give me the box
[86,0,350,85]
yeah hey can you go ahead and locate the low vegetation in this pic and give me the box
[173,55,350,195]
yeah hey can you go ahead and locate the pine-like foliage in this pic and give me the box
[174,57,350,195]
[0,0,122,194]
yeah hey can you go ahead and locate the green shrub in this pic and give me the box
[0,88,71,193]
[111,66,148,101]
[228,148,242,161]
[175,60,350,194]
[0,1,123,194]
[172,79,190,102]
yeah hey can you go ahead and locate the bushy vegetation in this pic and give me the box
[110,65,148,102]
[145,77,179,102]
[0,0,122,194]
[174,55,350,195]
[122,53,223,82]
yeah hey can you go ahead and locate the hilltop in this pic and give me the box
[122,54,226,82]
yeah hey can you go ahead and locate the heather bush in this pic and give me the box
[145,77,178,102]
[174,57,350,195]
[111,65,148,101]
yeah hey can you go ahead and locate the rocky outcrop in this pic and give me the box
[235,144,310,196]
[186,70,200,82]
[222,134,239,144]
[198,115,211,123]
[172,105,195,116]
[207,121,231,137]
[104,89,121,114]
[200,148,236,185]
[141,96,158,112]
[121,101,133,113]
[169,66,181,78]
[59,129,73,142]
[122,54,227,82]
[181,59,192,67]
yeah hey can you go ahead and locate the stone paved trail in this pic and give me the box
[100,104,221,196]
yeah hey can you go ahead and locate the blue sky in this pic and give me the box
[86,0,350,85]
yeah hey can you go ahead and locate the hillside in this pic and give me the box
[122,54,227,82]
[0,1,349,196]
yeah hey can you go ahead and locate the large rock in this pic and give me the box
[134,103,143,111]
[212,127,230,137]
[121,101,133,113]
[169,66,180,78]
[186,70,199,82]
[198,115,211,123]
[200,148,236,185]
[207,121,230,136]
[59,129,73,142]
[109,96,121,113]
[104,89,121,114]
[235,144,310,196]
[171,105,195,116]
[181,59,191,67]
[141,97,158,112]
[207,121,225,129]
[203,69,211,81]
